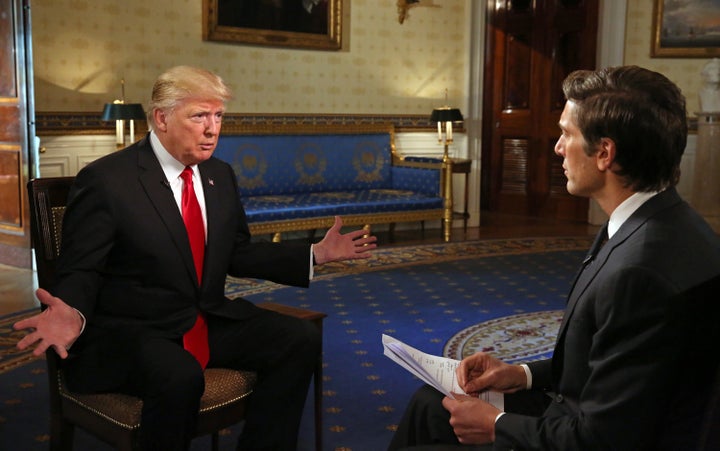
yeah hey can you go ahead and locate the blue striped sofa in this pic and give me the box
[213,123,451,241]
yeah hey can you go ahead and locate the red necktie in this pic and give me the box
[180,166,210,369]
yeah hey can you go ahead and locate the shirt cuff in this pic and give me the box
[309,244,315,280]
[520,363,532,389]
[75,308,86,335]
[495,411,505,423]
[66,308,86,351]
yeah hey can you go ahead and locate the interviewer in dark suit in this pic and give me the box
[14,65,377,450]
[388,66,720,450]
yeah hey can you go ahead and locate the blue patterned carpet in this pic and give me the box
[0,236,591,450]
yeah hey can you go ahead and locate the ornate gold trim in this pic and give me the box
[35,111,694,135]
[203,0,342,51]
[651,0,720,58]
[34,112,444,135]
[248,209,444,237]
[220,121,396,136]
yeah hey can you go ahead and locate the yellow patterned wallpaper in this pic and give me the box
[34,1,714,117]
[624,0,713,115]
[32,0,468,115]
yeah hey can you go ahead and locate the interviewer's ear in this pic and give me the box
[595,137,616,172]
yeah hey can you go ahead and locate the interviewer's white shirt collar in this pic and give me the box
[607,190,660,238]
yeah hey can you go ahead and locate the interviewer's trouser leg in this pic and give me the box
[388,385,459,450]
[388,385,551,450]
[208,309,321,451]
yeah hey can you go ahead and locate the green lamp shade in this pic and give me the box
[101,103,146,121]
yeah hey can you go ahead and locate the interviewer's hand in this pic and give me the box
[457,352,527,395]
[14,288,83,359]
[442,394,500,445]
[312,216,377,264]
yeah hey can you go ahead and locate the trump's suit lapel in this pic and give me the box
[198,161,219,239]
[197,159,231,285]
[135,140,200,286]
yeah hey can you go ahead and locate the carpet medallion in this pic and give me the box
[0,309,40,374]
[443,310,563,364]
[0,236,592,450]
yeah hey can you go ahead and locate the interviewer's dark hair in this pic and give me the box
[562,66,687,191]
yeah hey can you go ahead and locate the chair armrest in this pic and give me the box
[391,165,442,197]
[256,302,327,323]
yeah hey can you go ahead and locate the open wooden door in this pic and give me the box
[0,0,36,267]
[481,0,598,221]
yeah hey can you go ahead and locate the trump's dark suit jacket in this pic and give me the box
[54,135,311,391]
[495,188,720,450]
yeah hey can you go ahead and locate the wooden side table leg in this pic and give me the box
[255,302,326,451]
[313,319,324,451]
[463,171,470,231]
[450,158,472,232]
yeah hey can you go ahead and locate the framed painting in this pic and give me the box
[652,0,720,57]
[203,0,342,50]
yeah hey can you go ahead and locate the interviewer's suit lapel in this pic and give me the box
[553,189,683,371]
[558,222,609,335]
[136,139,200,287]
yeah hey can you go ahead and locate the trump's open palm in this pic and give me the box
[14,288,83,359]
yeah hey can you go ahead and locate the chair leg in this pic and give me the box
[211,432,219,451]
[49,414,74,451]
[117,435,138,451]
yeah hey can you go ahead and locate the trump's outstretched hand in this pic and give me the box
[312,216,377,264]
[14,288,83,359]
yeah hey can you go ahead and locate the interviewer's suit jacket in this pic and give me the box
[494,188,720,450]
[54,135,312,392]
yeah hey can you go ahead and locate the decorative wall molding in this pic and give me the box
[33,107,693,139]
[35,112,461,136]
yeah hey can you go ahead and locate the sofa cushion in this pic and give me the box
[242,189,443,223]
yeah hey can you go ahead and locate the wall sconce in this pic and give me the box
[101,79,146,149]
[397,0,420,24]
[430,104,463,241]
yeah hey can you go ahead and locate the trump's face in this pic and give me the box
[153,97,225,166]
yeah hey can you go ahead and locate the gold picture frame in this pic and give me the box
[202,0,342,50]
[652,0,720,58]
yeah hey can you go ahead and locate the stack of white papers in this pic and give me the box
[382,334,504,410]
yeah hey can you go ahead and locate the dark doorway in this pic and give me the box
[481,0,599,221]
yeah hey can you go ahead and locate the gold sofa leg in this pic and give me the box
[362,224,371,239]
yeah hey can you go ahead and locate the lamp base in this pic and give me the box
[441,143,453,242]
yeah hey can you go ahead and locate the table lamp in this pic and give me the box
[101,79,146,149]
[430,105,463,241]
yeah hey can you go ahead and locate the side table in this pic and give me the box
[450,158,472,230]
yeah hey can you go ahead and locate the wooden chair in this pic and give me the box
[27,177,326,451]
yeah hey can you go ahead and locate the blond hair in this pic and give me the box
[147,66,232,129]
